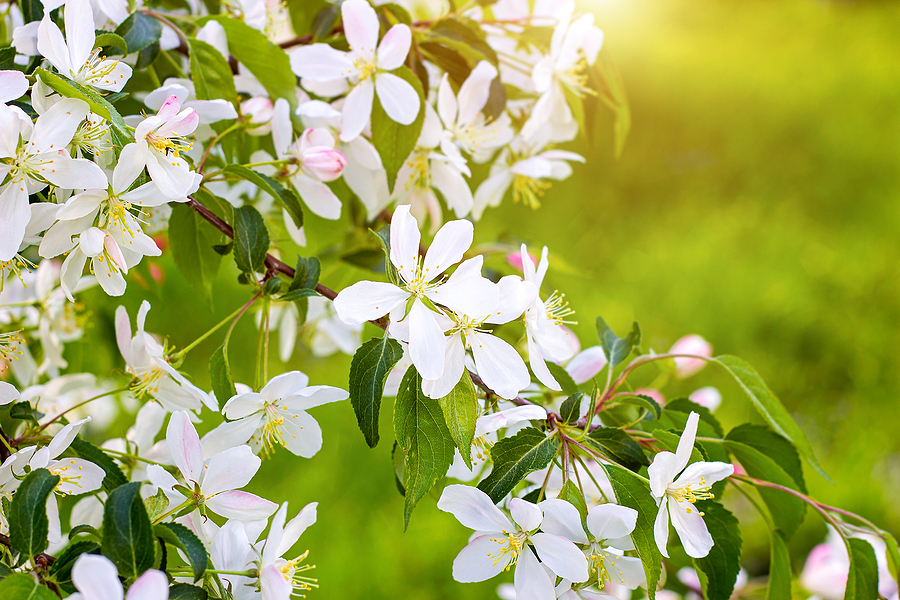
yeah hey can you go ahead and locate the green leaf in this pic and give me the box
[546,361,579,395]
[663,398,724,438]
[154,523,207,582]
[349,336,404,448]
[201,16,297,111]
[287,0,327,36]
[168,583,209,600]
[586,427,649,472]
[168,203,225,305]
[559,392,584,423]
[437,371,479,470]
[712,355,829,481]
[726,424,805,492]
[601,463,662,599]
[9,468,59,561]
[766,530,792,600]
[9,400,38,424]
[310,3,340,40]
[595,317,641,368]
[0,573,58,600]
[371,66,425,193]
[209,344,236,405]
[477,427,559,503]
[188,38,238,106]
[69,437,128,493]
[20,0,43,23]
[115,12,163,54]
[101,481,155,579]
[722,439,805,539]
[371,225,400,286]
[557,479,588,521]
[884,532,900,586]
[95,32,128,55]
[692,501,742,600]
[0,47,17,71]
[223,165,304,228]
[48,541,101,594]
[233,205,270,274]
[846,538,879,600]
[35,69,129,138]
[394,367,456,528]
[289,255,320,292]
[609,394,661,421]
[277,288,319,302]
[144,488,170,523]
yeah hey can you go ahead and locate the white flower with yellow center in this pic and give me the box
[258,502,318,600]
[649,411,734,558]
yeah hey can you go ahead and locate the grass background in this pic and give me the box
[57,0,900,596]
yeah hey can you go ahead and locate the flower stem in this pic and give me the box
[175,302,253,360]
[151,497,196,525]
[36,387,131,433]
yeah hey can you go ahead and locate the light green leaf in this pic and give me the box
[586,427,649,472]
[168,203,225,305]
[233,205,270,274]
[608,394,662,421]
[846,538,879,600]
[692,501,742,600]
[371,66,425,193]
[726,424,805,492]
[349,335,404,448]
[766,529,792,600]
[437,371,478,470]
[101,482,155,579]
[209,344,236,406]
[8,468,59,561]
[663,397,724,438]
[394,366,456,528]
[477,427,558,503]
[546,361,579,395]
[0,574,58,600]
[223,165,304,228]
[188,37,238,105]
[595,317,640,368]
[557,479,588,521]
[94,32,128,55]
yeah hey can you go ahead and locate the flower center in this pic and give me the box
[259,402,289,456]
[353,57,377,82]
[561,53,591,95]
[512,174,551,209]
[71,117,112,158]
[544,291,576,325]
[487,531,527,571]
[669,477,715,515]
[274,551,318,596]
[131,366,166,398]
[0,329,25,371]
[0,256,33,291]
[146,130,194,158]
[51,459,86,497]
[75,49,123,88]
[403,152,432,192]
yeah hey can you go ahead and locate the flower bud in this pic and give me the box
[670,334,712,378]
[689,386,721,412]
[301,146,347,182]
[78,227,106,257]
[242,96,275,136]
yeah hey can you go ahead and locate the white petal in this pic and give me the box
[421,333,465,400]
[436,74,457,127]
[167,410,204,483]
[647,451,679,500]
[29,98,89,153]
[431,159,474,217]
[452,535,508,583]
[125,569,168,600]
[72,555,124,600]
[280,409,323,458]
[342,0,379,58]
[408,299,446,380]
[539,499,587,544]
[489,276,536,324]
[514,546,556,600]
[457,61,497,125]
[375,72,420,125]
[528,337,561,391]
[674,412,700,474]
[0,71,28,104]
[64,0,96,68]
[469,332,530,400]
[653,496,670,558]
[340,80,375,142]
[292,174,342,219]
[203,445,261,496]
[36,18,71,75]
[289,44,353,80]
[437,484,514,532]
[669,498,714,558]
[586,503,637,541]
[565,346,608,384]
[38,155,107,190]
[426,256,498,317]
[376,24,411,70]
[509,498,543,531]
[0,184,30,261]
[422,218,473,281]
[531,532,589,582]
[673,461,734,490]
[389,203,421,282]
[333,281,408,325]
[0,381,20,406]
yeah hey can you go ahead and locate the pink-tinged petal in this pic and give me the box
[289,44,353,80]
[654,496,671,558]
[689,386,722,412]
[260,564,292,600]
[376,24,411,71]
[29,98,89,153]
[125,569,168,600]
[514,546,556,600]
[36,18,72,75]
[670,334,712,378]
[114,305,133,364]
[280,409,323,458]
[144,83,189,111]
[276,502,317,556]
[531,532,589,582]
[586,503,638,541]
[669,498,714,558]
[469,332,530,400]
[0,183,30,261]
[421,333,465,400]
[104,233,128,271]
[202,445,261,496]
[374,72,420,125]
[71,554,124,600]
[167,410,204,484]
[342,0,379,58]
[509,498,542,531]
[156,94,181,121]
[452,535,508,583]
[333,280,408,325]
[340,80,375,142]
[422,218,473,281]
[436,484,513,533]
[408,298,446,380]
[161,108,200,137]
[205,490,277,520]
[300,146,347,182]
[0,71,28,104]
[389,203,421,282]
[539,499,588,544]
[292,173,343,219]
[674,412,700,473]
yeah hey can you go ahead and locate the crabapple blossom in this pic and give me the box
[69,554,169,600]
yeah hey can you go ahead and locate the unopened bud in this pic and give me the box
[301,146,347,182]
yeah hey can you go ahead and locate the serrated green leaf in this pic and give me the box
[595,317,641,368]
[289,255,320,292]
[154,522,207,581]
[546,361,579,395]
[143,488,170,523]
[609,394,661,421]
[0,573,58,600]
[437,371,478,470]
[188,38,238,106]
[846,538,879,600]
[69,437,128,493]
[9,468,59,561]
[394,367,456,528]
[350,336,404,448]
[371,66,425,193]
[559,392,584,423]
[223,165,304,228]
[663,398,724,437]
[209,344,236,406]
[169,203,225,305]
[557,479,588,521]
[168,583,209,600]
[586,427,649,471]
[767,529,792,600]
[101,482,155,579]
[9,400,38,424]
[47,540,101,593]
[477,427,558,503]
[692,501,742,600]
[115,12,162,54]
[712,355,828,481]
[601,463,662,599]
[726,424,805,493]
[35,69,129,138]
[233,205,270,274]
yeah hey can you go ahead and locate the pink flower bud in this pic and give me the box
[634,387,664,405]
[507,251,537,272]
[301,146,347,182]
[689,386,721,412]
[801,541,848,596]
[241,96,274,133]
[565,346,607,384]
[670,334,712,378]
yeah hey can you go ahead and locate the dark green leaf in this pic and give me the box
[233,205,270,274]
[595,317,641,368]
[9,401,38,424]
[437,371,478,470]
[692,501,742,600]
[289,255,320,292]
[209,344,236,406]
[350,336,404,448]
[0,573,58,600]
[95,32,128,55]
[766,530,792,600]
[20,0,43,23]
[154,522,207,581]
[169,583,209,600]
[712,355,828,481]
[477,427,559,503]
[69,437,128,493]
[601,463,662,599]
[277,288,319,302]
[394,367,456,528]
[726,424,805,493]
[0,47,17,71]
[287,0,327,36]
[392,440,406,496]
[48,541,101,594]
[168,203,225,305]
[9,468,59,561]
[664,398,724,438]
[557,479,588,521]
[188,38,238,105]
[846,538,879,600]
[222,165,303,228]
[115,12,163,54]
[586,427,649,471]
[371,66,425,193]
[311,4,340,40]
[610,394,661,421]
[371,225,400,286]
[101,482,155,579]
[68,524,101,540]
[135,42,160,70]
[559,393,584,423]
[546,361,579,395]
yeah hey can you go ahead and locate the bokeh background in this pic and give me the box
[62,0,900,597]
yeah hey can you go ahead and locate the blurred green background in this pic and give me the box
[63,0,900,596]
